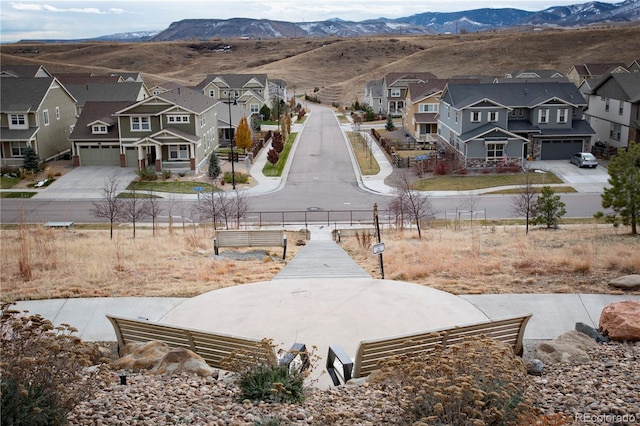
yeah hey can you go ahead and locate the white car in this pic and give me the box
[570,152,598,168]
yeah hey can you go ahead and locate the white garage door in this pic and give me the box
[79,146,120,166]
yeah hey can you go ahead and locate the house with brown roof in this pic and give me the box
[382,72,437,117]
[566,62,628,87]
[1,77,77,169]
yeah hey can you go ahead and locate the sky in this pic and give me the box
[0,0,619,43]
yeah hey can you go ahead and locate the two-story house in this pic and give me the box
[196,73,270,118]
[382,72,437,117]
[1,77,77,169]
[364,79,385,115]
[112,87,220,172]
[585,72,640,150]
[438,82,595,168]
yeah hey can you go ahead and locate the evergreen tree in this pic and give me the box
[532,186,566,228]
[259,104,271,122]
[601,143,640,235]
[208,152,221,181]
[21,146,40,173]
[385,114,395,131]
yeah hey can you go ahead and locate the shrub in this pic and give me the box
[162,169,171,180]
[223,172,249,184]
[237,363,305,403]
[434,161,449,175]
[136,167,158,181]
[1,303,110,425]
[370,337,532,425]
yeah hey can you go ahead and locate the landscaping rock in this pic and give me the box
[599,300,640,341]
[526,359,544,376]
[575,322,609,343]
[534,330,599,365]
[111,341,170,372]
[151,347,218,378]
[608,274,640,290]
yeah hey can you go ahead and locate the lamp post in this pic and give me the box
[228,93,237,189]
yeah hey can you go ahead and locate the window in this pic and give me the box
[9,114,27,129]
[169,145,189,160]
[471,111,481,122]
[390,88,401,97]
[131,116,150,131]
[250,103,259,113]
[418,103,438,113]
[538,108,549,124]
[557,108,568,124]
[489,111,498,122]
[200,116,206,127]
[610,123,621,141]
[509,108,525,118]
[619,101,624,116]
[43,109,50,126]
[605,98,610,112]
[167,115,190,124]
[208,89,215,98]
[55,106,60,120]
[92,125,108,134]
[11,142,27,157]
[487,143,505,159]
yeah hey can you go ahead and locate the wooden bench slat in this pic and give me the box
[328,313,532,385]
[214,230,287,259]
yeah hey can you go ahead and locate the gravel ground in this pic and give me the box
[68,341,639,425]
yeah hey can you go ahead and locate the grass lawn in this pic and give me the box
[0,192,36,198]
[485,185,577,194]
[263,133,297,177]
[127,181,217,194]
[347,132,380,175]
[413,172,564,191]
[0,177,20,189]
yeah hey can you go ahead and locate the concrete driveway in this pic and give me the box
[34,167,137,200]
[524,159,609,193]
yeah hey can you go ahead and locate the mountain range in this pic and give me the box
[22,0,640,42]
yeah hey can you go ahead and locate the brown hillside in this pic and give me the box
[2,26,638,105]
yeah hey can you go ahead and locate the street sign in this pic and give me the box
[192,187,204,192]
[372,242,385,255]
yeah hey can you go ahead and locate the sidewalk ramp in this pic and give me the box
[275,240,370,279]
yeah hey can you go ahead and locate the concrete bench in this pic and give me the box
[214,229,287,259]
[326,313,532,386]
[106,314,308,372]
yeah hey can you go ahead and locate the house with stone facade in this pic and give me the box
[437,81,595,169]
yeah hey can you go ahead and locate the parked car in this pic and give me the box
[570,152,598,168]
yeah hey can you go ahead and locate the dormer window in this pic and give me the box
[471,111,481,122]
[92,124,108,134]
[557,108,568,124]
[208,90,216,98]
[9,114,27,129]
[489,111,498,122]
[538,108,549,124]
[391,88,401,97]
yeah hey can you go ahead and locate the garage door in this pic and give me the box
[78,146,120,166]
[540,139,584,160]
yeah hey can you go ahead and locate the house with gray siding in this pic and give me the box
[1,77,77,169]
[438,82,595,168]
[196,74,270,117]
[585,72,640,150]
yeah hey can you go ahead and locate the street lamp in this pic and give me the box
[228,93,238,190]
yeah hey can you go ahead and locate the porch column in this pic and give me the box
[137,146,145,169]
[155,145,162,171]
[189,144,196,170]
[72,143,80,166]
[119,146,126,167]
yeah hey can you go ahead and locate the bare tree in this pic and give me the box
[511,171,538,234]
[145,192,163,236]
[389,171,435,238]
[121,191,148,239]
[91,175,123,240]
[231,189,251,228]
[195,187,223,229]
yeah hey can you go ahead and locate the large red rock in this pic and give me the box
[599,300,640,341]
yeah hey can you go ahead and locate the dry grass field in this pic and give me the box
[1,224,638,302]
[2,26,639,104]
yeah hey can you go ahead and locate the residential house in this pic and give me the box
[149,82,184,96]
[438,82,595,168]
[628,60,640,73]
[502,69,566,80]
[382,72,437,116]
[364,79,385,114]
[566,62,628,87]
[585,72,640,149]
[1,77,77,169]
[69,101,134,166]
[403,78,479,143]
[64,82,150,116]
[112,87,221,172]
[196,73,270,117]
[0,64,52,78]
